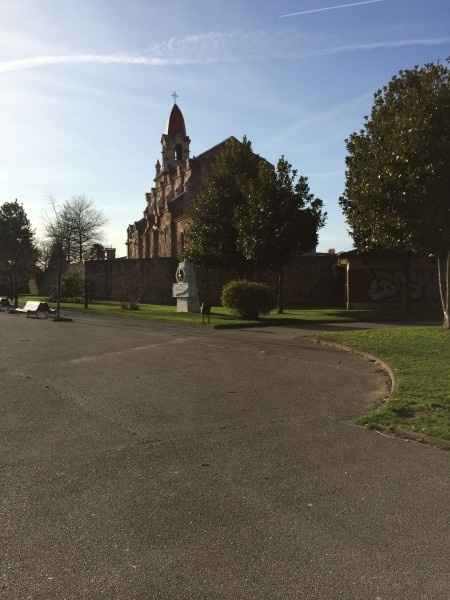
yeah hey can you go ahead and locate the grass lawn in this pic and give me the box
[18,295,439,329]
[321,326,450,442]
[19,296,240,326]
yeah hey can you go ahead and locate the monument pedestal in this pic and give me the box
[175,296,200,313]
[172,260,200,313]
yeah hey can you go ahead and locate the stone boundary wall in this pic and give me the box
[83,254,341,306]
[194,255,341,307]
[0,271,9,296]
[38,262,84,297]
[346,255,439,305]
[37,253,441,308]
[85,258,178,305]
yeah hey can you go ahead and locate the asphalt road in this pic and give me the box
[0,313,449,599]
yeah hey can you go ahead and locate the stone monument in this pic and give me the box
[172,259,200,313]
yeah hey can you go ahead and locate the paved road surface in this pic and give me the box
[0,313,448,599]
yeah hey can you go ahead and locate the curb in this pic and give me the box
[369,423,450,452]
[314,338,450,452]
[315,338,395,396]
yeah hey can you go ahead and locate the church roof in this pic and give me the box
[168,138,241,218]
[190,136,239,166]
[127,135,273,236]
[190,136,273,171]
[166,103,186,137]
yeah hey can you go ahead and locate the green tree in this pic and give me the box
[187,138,325,311]
[236,157,325,312]
[340,59,450,328]
[0,200,37,306]
[187,136,260,274]
[87,243,106,260]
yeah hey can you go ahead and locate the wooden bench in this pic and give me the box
[15,301,52,318]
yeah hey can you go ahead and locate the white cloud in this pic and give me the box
[0,32,449,75]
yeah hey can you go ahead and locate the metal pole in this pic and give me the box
[84,260,88,309]
[346,262,351,311]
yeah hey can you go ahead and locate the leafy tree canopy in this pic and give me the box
[0,200,37,303]
[340,58,450,255]
[340,58,450,328]
[236,156,326,271]
[186,136,259,271]
[0,200,36,264]
[186,137,325,275]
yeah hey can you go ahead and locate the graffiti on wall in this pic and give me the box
[368,269,439,303]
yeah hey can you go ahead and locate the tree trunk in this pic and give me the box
[244,263,254,281]
[7,272,13,302]
[401,254,411,314]
[84,271,89,309]
[277,268,284,314]
[437,253,449,330]
[12,268,18,308]
[204,266,210,305]
[445,252,450,330]
[56,258,62,320]
[345,262,351,311]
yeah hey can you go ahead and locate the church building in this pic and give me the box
[126,100,240,259]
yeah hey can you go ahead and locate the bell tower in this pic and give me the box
[161,93,190,170]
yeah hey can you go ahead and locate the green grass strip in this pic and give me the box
[321,326,450,442]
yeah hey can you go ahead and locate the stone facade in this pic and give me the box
[126,102,243,260]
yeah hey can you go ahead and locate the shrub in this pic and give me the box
[62,272,83,298]
[221,280,275,319]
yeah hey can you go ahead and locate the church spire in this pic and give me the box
[161,98,190,170]
[166,103,187,138]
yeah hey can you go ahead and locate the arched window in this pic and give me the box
[175,144,183,161]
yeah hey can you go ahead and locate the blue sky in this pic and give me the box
[1,0,450,255]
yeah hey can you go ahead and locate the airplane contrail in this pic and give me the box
[0,54,214,74]
[2,35,449,75]
[281,0,385,18]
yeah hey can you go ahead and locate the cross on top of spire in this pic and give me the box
[171,91,179,104]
